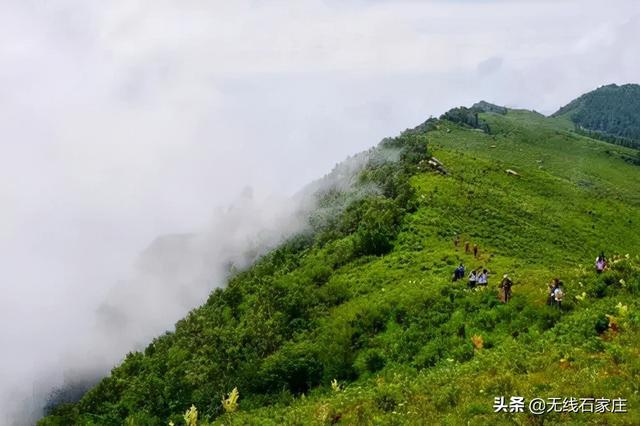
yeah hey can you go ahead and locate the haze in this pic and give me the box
[1,0,638,423]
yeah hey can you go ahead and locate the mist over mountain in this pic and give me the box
[39,91,640,425]
[2,1,640,425]
[10,149,382,425]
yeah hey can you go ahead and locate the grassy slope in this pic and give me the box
[41,110,640,425]
[216,111,640,425]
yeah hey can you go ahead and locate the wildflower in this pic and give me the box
[222,387,240,413]
[471,335,484,350]
[616,303,628,317]
[315,404,331,422]
[183,405,198,426]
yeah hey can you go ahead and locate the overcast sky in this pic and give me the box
[1,0,639,423]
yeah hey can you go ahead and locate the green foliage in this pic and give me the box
[553,83,640,148]
[594,314,610,334]
[440,106,491,133]
[353,348,386,376]
[39,105,640,425]
[38,403,80,426]
[351,196,403,256]
[413,338,445,369]
[257,342,323,394]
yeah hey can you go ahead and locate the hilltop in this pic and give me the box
[552,83,640,149]
[41,93,640,425]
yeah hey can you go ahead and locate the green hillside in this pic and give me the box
[552,84,640,149]
[41,106,640,425]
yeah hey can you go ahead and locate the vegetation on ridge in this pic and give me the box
[41,102,640,425]
[553,83,640,149]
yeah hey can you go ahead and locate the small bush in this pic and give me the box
[354,349,386,376]
[594,315,610,334]
[374,390,398,413]
[414,340,445,369]
[308,264,332,286]
[258,343,323,394]
[327,237,356,268]
[350,197,402,256]
[451,342,474,362]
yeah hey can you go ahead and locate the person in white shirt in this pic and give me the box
[553,283,564,310]
[595,253,607,274]
[477,269,488,286]
[468,270,477,289]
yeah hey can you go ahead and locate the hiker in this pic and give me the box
[499,274,513,303]
[473,244,479,258]
[468,269,478,289]
[547,278,560,305]
[595,253,607,274]
[454,235,460,248]
[553,281,564,310]
[477,269,488,287]
[452,264,465,282]
[464,241,470,254]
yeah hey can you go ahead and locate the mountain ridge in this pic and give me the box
[40,89,640,425]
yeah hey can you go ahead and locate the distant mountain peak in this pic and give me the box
[552,83,640,147]
[471,100,508,115]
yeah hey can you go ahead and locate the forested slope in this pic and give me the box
[553,83,640,149]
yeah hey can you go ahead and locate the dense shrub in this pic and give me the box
[440,107,491,132]
[352,197,403,256]
[354,349,386,376]
[414,339,446,369]
[257,343,323,394]
[594,314,610,334]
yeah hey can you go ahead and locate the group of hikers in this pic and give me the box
[547,252,608,309]
[452,264,513,303]
[450,250,610,308]
[452,265,488,287]
[453,235,479,258]
[546,278,564,309]
[544,254,607,309]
